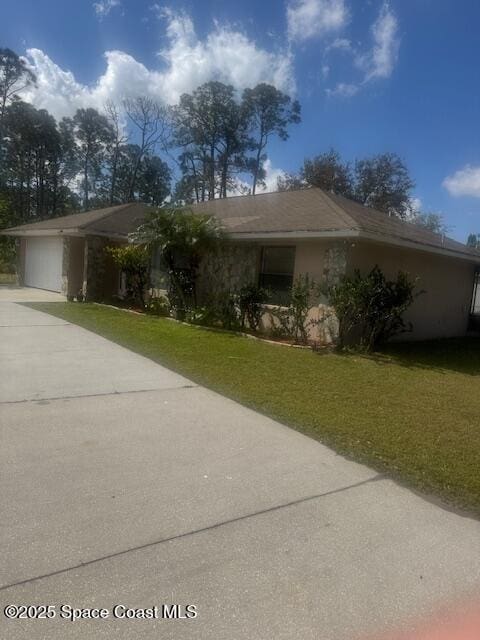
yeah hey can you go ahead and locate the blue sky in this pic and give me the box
[2,0,480,241]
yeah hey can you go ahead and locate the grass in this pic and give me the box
[28,301,480,516]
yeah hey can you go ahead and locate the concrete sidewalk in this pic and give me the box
[1,292,480,639]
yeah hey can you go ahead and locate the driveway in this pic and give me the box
[1,288,480,639]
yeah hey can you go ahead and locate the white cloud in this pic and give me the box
[287,0,348,43]
[409,196,422,213]
[326,2,399,98]
[326,81,358,98]
[356,2,399,81]
[156,10,295,103]
[20,10,295,120]
[228,159,286,196]
[258,159,286,193]
[327,37,352,52]
[443,166,480,198]
[93,0,121,20]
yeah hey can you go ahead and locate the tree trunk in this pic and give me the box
[208,143,215,200]
[83,156,89,211]
[252,144,262,196]
[109,146,119,205]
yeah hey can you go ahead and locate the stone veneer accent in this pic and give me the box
[323,242,348,287]
[197,243,259,302]
[316,242,349,343]
[61,237,70,296]
[83,235,110,301]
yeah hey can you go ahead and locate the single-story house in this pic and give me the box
[3,203,148,301]
[3,188,480,341]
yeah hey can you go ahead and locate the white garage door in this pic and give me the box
[25,237,64,292]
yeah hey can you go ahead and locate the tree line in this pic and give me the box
[1,46,473,242]
[277,148,449,233]
[0,47,301,229]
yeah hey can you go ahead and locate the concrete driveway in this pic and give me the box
[1,288,480,639]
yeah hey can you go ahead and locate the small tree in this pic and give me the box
[130,208,224,317]
[467,233,480,250]
[106,244,150,308]
[327,265,419,351]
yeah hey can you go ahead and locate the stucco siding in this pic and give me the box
[346,241,477,340]
[293,241,328,282]
[158,236,476,343]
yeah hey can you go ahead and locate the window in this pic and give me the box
[259,246,295,305]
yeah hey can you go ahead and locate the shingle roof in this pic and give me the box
[190,188,480,259]
[3,189,479,261]
[2,203,150,237]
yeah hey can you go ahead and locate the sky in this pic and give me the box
[2,0,480,242]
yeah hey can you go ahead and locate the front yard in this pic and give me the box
[29,301,480,516]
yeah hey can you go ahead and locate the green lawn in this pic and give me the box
[28,302,480,516]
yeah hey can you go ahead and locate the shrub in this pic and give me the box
[146,295,170,317]
[215,290,241,330]
[167,268,195,319]
[106,245,151,308]
[270,274,317,344]
[326,265,420,350]
[238,284,269,331]
[184,286,248,331]
[190,290,241,330]
[0,238,16,274]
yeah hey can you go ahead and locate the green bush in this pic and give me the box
[326,265,420,350]
[0,238,16,274]
[238,284,269,331]
[270,274,317,344]
[146,295,170,317]
[106,245,151,308]
[190,290,241,330]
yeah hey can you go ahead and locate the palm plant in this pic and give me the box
[131,207,224,316]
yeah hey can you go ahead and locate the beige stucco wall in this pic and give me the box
[186,236,477,343]
[224,238,477,343]
[346,240,478,340]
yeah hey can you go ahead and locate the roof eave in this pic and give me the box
[229,229,360,240]
[1,228,84,237]
[1,228,130,241]
[357,230,480,264]
[228,228,480,263]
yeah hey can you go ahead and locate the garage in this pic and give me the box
[24,237,64,292]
